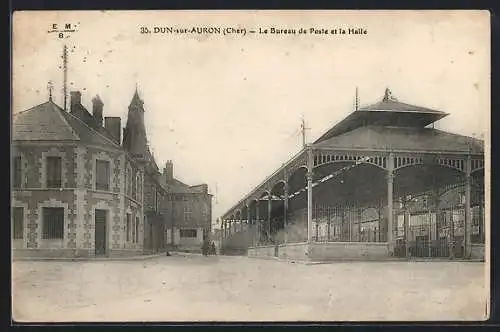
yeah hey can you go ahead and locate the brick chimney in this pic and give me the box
[70,91,82,112]
[104,117,121,144]
[201,184,208,194]
[164,160,173,183]
[92,95,104,127]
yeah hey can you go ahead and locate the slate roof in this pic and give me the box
[314,89,449,144]
[312,125,484,154]
[129,89,144,108]
[13,101,80,141]
[12,100,121,149]
[357,98,446,115]
[165,178,199,194]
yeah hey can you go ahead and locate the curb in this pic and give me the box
[168,251,205,257]
[247,256,485,265]
[247,256,320,265]
[12,254,163,262]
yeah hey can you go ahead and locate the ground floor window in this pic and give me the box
[135,217,139,243]
[12,207,24,239]
[126,213,131,242]
[180,229,197,238]
[42,207,64,239]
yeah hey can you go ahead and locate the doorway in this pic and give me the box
[95,209,107,256]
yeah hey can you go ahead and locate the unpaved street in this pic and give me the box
[12,255,487,322]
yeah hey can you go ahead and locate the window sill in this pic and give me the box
[91,189,119,195]
[125,195,142,205]
[13,187,74,191]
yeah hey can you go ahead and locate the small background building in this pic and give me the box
[161,161,213,252]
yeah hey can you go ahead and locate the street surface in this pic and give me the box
[12,255,487,322]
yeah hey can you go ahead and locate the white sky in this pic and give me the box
[12,11,490,227]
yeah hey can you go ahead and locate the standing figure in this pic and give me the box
[201,239,209,256]
[449,239,456,260]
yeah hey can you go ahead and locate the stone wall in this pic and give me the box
[471,244,485,261]
[248,242,390,261]
[308,242,390,261]
[248,245,276,258]
[11,143,144,258]
[165,227,203,251]
[12,191,75,250]
[11,144,76,189]
[162,193,212,236]
[278,242,309,260]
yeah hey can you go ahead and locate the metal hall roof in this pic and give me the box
[314,88,449,143]
[313,125,483,154]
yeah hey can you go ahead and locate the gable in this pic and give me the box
[13,101,79,141]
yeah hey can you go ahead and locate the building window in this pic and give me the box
[96,160,110,191]
[180,229,197,238]
[131,214,136,243]
[42,207,64,239]
[12,156,22,188]
[132,172,137,199]
[12,207,23,239]
[202,203,209,221]
[126,213,131,242]
[153,188,157,211]
[183,203,192,222]
[46,156,62,188]
[135,216,139,243]
[125,167,131,197]
[136,173,141,200]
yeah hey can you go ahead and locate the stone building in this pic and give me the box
[12,91,145,258]
[161,161,213,252]
[12,87,213,257]
[116,89,213,253]
[122,89,168,254]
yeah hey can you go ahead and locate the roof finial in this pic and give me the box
[47,80,54,101]
[383,87,393,102]
[355,86,359,111]
[130,82,144,108]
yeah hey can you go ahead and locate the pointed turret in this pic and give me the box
[129,87,144,109]
[122,86,148,159]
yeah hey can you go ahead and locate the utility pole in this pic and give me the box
[62,44,68,111]
[300,116,310,148]
[215,182,219,204]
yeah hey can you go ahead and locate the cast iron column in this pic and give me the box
[284,181,289,243]
[239,212,243,233]
[267,194,272,242]
[247,205,251,232]
[256,200,260,244]
[222,219,227,241]
[357,206,362,242]
[479,192,484,243]
[387,152,395,255]
[403,197,410,258]
[465,155,472,258]
[307,147,314,243]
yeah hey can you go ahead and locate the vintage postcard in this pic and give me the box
[11,10,490,322]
